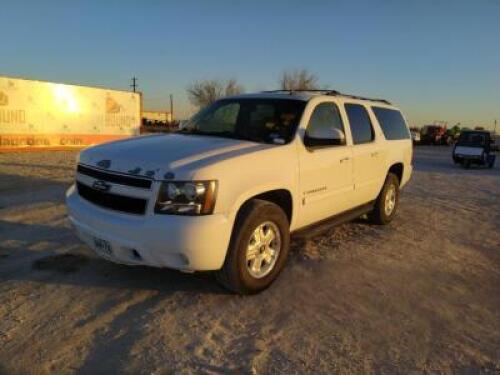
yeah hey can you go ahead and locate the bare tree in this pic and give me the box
[279,68,319,91]
[225,78,244,96]
[187,79,244,109]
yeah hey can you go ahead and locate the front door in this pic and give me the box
[298,101,354,227]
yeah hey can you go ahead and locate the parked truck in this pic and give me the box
[420,122,453,145]
[0,76,141,150]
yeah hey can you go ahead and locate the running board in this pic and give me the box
[291,201,374,239]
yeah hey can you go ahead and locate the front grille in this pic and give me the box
[77,164,152,189]
[77,182,148,215]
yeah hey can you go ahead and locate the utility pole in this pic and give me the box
[130,77,138,92]
[494,119,497,134]
[170,94,174,122]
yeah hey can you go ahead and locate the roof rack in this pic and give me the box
[340,93,391,105]
[261,89,391,105]
[262,89,341,95]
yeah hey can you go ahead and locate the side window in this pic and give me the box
[306,102,344,138]
[345,103,374,145]
[371,107,410,140]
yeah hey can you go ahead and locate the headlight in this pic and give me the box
[155,181,217,215]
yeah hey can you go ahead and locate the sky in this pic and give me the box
[1,0,499,128]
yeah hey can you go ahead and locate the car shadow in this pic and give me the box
[0,218,229,296]
[0,172,72,209]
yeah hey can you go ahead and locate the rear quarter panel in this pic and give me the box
[366,103,413,188]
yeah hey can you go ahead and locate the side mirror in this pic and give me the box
[304,127,346,147]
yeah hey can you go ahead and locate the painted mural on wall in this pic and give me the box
[0,76,141,148]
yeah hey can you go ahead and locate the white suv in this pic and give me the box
[66,90,413,294]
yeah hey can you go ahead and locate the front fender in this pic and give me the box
[228,183,298,230]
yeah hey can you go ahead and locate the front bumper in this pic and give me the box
[66,185,232,271]
[453,154,483,163]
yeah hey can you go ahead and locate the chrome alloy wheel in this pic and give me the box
[245,221,281,279]
[384,184,397,216]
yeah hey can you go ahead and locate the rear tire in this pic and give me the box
[369,173,400,225]
[216,199,290,294]
[488,157,495,169]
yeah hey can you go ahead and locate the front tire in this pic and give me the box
[369,173,400,225]
[216,199,290,294]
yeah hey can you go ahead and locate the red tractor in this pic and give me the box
[420,122,454,145]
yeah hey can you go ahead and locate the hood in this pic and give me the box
[79,133,269,180]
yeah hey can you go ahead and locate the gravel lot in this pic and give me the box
[0,146,499,374]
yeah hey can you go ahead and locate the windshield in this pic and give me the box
[180,98,306,144]
[457,132,489,147]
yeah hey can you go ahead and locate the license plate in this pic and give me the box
[93,237,112,255]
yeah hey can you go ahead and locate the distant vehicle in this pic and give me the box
[421,124,453,145]
[452,130,496,168]
[446,125,462,143]
[409,127,421,144]
[66,90,413,294]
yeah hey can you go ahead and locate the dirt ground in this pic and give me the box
[0,146,499,374]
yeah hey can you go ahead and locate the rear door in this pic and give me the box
[345,103,385,204]
[297,101,354,227]
[370,106,413,186]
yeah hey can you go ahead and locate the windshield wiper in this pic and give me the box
[178,129,253,142]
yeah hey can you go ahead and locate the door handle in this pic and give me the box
[371,152,379,157]
[340,157,350,163]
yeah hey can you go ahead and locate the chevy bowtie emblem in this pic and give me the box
[92,180,111,192]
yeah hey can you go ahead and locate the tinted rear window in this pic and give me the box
[372,107,410,140]
[345,103,374,144]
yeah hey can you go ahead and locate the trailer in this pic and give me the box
[0,76,141,151]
